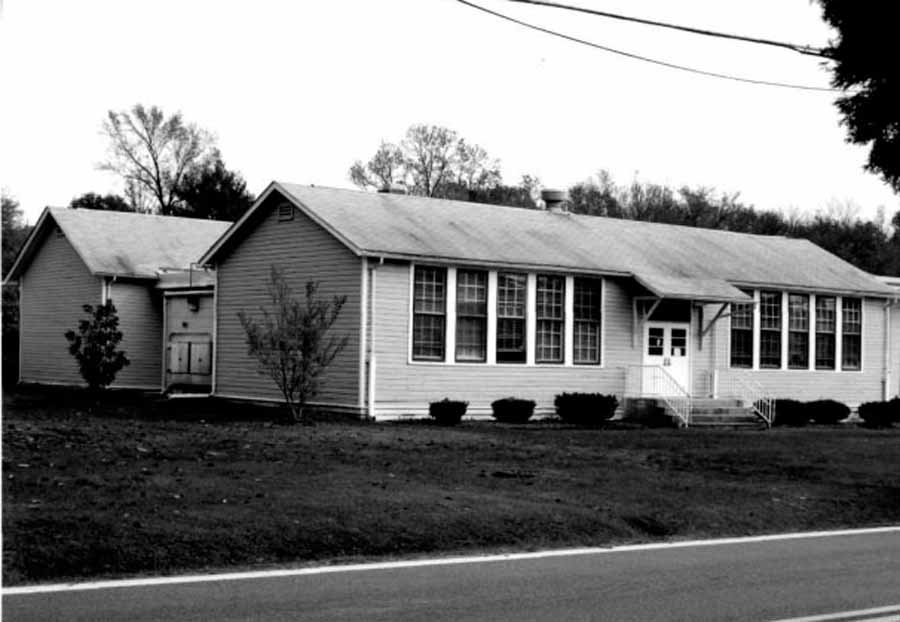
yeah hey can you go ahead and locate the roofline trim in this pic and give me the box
[198,182,364,266]
[2,208,97,285]
[358,250,633,279]
[728,280,895,299]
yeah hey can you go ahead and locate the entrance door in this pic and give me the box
[643,322,690,395]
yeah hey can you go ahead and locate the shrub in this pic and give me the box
[858,399,899,428]
[491,397,536,423]
[807,399,851,425]
[64,301,130,392]
[773,399,809,427]
[429,399,468,426]
[555,392,619,427]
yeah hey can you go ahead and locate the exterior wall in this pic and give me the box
[214,194,361,409]
[19,226,100,385]
[370,264,639,418]
[709,297,888,406]
[108,280,162,389]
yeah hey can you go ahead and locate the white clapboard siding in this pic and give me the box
[20,227,100,385]
[371,263,639,416]
[108,281,162,389]
[709,297,886,405]
[214,194,361,406]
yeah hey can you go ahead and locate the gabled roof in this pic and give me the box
[201,182,895,300]
[4,207,232,283]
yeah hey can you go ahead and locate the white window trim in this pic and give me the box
[407,263,605,368]
[728,288,864,373]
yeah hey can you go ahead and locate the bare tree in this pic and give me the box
[99,104,215,214]
[238,267,349,424]
[349,124,501,198]
[349,141,404,191]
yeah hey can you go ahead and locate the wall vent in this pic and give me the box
[277,203,294,221]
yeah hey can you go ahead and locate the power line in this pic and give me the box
[456,0,844,92]
[503,0,830,58]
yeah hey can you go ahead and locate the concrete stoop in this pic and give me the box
[625,397,767,429]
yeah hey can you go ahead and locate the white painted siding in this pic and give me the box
[19,227,99,385]
[712,297,887,406]
[371,263,639,417]
[108,281,162,389]
[214,194,361,407]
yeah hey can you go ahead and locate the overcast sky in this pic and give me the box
[2,0,897,225]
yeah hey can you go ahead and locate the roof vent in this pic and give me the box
[541,189,568,213]
[377,182,408,195]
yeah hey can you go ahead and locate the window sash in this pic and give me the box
[788,331,809,369]
[573,277,602,364]
[535,275,564,363]
[730,328,753,368]
[412,267,446,361]
[730,290,755,368]
[456,270,487,362]
[841,297,861,371]
[496,273,527,362]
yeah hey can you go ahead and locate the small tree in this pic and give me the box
[64,301,130,392]
[238,267,349,423]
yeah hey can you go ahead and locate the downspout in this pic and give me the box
[17,275,23,384]
[358,257,369,416]
[367,257,384,420]
[211,267,219,396]
[884,298,897,401]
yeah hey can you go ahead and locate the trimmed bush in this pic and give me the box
[491,398,536,423]
[429,399,468,426]
[807,399,850,425]
[555,392,619,427]
[773,399,809,427]
[858,399,900,428]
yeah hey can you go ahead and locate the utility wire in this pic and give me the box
[456,0,843,92]
[504,0,830,58]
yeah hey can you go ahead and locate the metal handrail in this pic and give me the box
[721,372,775,427]
[625,365,692,427]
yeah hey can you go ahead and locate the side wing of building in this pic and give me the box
[213,193,362,411]
[19,224,101,385]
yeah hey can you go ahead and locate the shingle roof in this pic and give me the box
[202,182,896,299]
[5,208,232,282]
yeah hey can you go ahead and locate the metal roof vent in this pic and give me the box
[377,182,408,195]
[541,189,568,213]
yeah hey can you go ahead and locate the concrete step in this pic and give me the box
[690,398,744,408]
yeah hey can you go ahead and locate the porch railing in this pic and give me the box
[719,372,775,427]
[625,365,692,427]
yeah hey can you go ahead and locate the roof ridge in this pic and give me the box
[48,206,233,226]
[274,182,800,243]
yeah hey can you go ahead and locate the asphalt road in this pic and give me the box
[3,530,899,622]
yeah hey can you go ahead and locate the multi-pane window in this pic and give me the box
[412,266,446,361]
[497,272,527,363]
[841,297,862,370]
[759,291,782,368]
[730,291,754,368]
[788,294,809,369]
[573,277,602,364]
[535,275,564,363]
[455,270,487,362]
[815,296,836,370]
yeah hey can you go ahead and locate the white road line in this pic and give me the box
[768,604,900,621]
[3,525,899,596]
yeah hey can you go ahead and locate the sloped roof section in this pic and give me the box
[202,182,895,298]
[5,208,232,282]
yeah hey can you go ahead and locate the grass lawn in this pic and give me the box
[3,388,899,585]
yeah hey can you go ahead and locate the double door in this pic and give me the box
[642,322,690,395]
